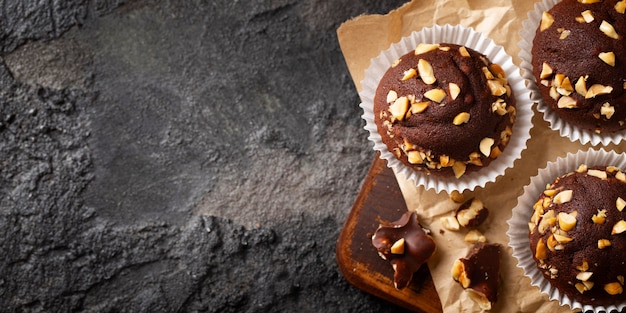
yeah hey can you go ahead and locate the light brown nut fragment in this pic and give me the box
[401,68,417,81]
[535,238,547,260]
[577,271,594,282]
[540,62,553,79]
[588,169,608,180]
[456,198,489,228]
[424,88,446,103]
[612,220,626,235]
[451,259,470,288]
[617,171,626,183]
[581,10,594,23]
[617,0,626,14]
[559,29,571,39]
[553,190,573,204]
[440,216,460,231]
[557,96,577,108]
[418,59,436,85]
[464,230,487,243]
[558,211,577,231]
[453,162,466,179]
[592,209,607,224]
[415,43,439,55]
[575,76,588,96]
[599,52,616,66]
[554,233,573,244]
[449,83,461,100]
[605,282,623,295]
[389,96,409,121]
[579,0,601,3]
[617,197,626,211]
[390,238,405,254]
[411,101,429,114]
[386,90,398,103]
[453,112,470,125]
[459,46,470,57]
[601,103,615,119]
[449,190,465,203]
[598,239,611,249]
[479,138,494,157]
[576,260,590,272]
[407,151,423,164]
[586,84,613,99]
[487,79,507,96]
[600,20,620,39]
[540,12,554,31]
[538,210,556,235]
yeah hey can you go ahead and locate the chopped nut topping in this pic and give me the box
[390,238,405,254]
[418,59,436,85]
[449,190,465,203]
[616,171,626,183]
[402,68,417,81]
[617,197,626,211]
[559,29,571,39]
[411,101,429,114]
[415,43,440,55]
[592,209,607,224]
[578,0,601,3]
[599,52,616,66]
[588,169,608,180]
[576,260,590,272]
[439,155,454,167]
[424,88,446,103]
[540,12,554,31]
[389,96,409,121]
[479,138,494,157]
[538,210,557,234]
[546,234,558,251]
[490,64,505,78]
[554,190,573,204]
[577,271,594,282]
[581,10,594,23]
[386,90,398,103]
[535,238,547,260]
[600,20,620,39]
[554,233,573,244]
[407,151,424,164]
[557,96,577,109]
[617,0,626,14]
[612,220,626,235]
[453,162,466,179]
[605,282,623,295]
[438,46,451,51]
[540,62,553,79]
[487,79,507,96]
[575,76,588,96]
[558,212,577,231]
[491,99,507,115]
[459,46,470,57]
[598,239,612,249]
[453,112,470,125]
[391,59,401,68]
[451,259,470,288]
[601,103,615,119]
[449,83,461,100]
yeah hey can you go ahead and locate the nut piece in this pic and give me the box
[453,162,467,179]
[459,46,470,57]
[415,43,440,55]
[577,271,594,282]
[588,169,608,180]
[407,151,423,164]
[418,59,436,85]
[386,90,398,103]
[456,198,489,228]
[586,84,614,99]
[540,62,553,79]
[554,190,573,204]
[599,52,616,67]
[452,243,501,310]
[402,68,417,81]
[449,190,465,203]
[557,96,578,109]
[451,259,470,288]
[605,282,624,295]
[558,211,577,231]
[592,209,607,224]
[390,238,405,254]
[453,112,471,125]
[424,88,446,103]
[581,10,594,23]
[479,137,494,157]
[575,76,588,96]
[617,197,626,211]
[598,239,612,249]
[449,83,461,100]
[600,20,620,39]
[464,229,487,243]
[440,215,460,231]
[612,220,626,235]
[601,103,615,119]
[535,238,547,260]
[389,96,410,121]
[411,101,429,114]
[540,12,554,31]
[616,0,626,14]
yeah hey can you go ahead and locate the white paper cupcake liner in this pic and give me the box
[507,149,626,313]
[518,0,626,146]
[359,24,533,193]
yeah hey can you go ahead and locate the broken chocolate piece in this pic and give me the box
[451,242,501,310]
[371,211,437,289]
[456,198,489,228]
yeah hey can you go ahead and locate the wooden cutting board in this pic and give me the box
[336,154,442,313]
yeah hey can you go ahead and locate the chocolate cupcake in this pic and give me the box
[508,149,626,312]
[373,43,516,179]
[359,25,532,192]
[519,0,626,145]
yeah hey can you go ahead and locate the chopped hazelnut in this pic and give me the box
[440,216,460,231]
[453,112,470,125]
[586,84,613,99]
[456,198,489,228]
[617,197,626,211]
[601,103,615,119]
[540,12,554,31]
[558,212,577,231]
[407,151,423,164]
[389,96,409,121]
[479,138,494,157]
[611,220,626,235]
[401,68,417,81]
[588,169,608,180]
[411,101,429,114]
[418,59,436,85]
[575,76,588,96]
[616,0,626,13]
[415,43,439,55]
[535,238,547,260]
[540,62,553,79]
[599,52,616,67]
[605,282,623,295]
[386,90,398,103]
[449,83,461,100]
[557,96,577,109]
[390,238,405,254]
[449,190,465,203]
[581,10,594,23]
[592,209,607,224]
[576,271,593,282]
[598,239,611,249]
[459,46,470,57]
[600,20,620,39]
[453,162,466,179]
[424,88,446,103]
[553,190,573,204]
[464,229,487,243]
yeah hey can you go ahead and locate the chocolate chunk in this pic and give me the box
[455,197,489,228]
[371,211,436,289]
[452,243,501,310]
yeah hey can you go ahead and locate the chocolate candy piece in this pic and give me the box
[371,211,436,289]
[452,242,501,310]
[455,197,489,228]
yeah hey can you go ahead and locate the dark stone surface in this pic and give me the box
[0,0,412,312]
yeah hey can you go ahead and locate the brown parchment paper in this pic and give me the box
[338,0,626,312]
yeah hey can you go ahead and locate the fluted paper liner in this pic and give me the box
[507,149,626,312]
[518,0,626,146]
[359,24,532,193]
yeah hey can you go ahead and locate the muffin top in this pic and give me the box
[528,164,626,305]
[373,43,516,178]
[532,0,626,133]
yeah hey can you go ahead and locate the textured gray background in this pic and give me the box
[0,0,414,312]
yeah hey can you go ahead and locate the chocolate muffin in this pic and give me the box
[528,164,626,305]
[373,43,516,178]
[531,0,626,133]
